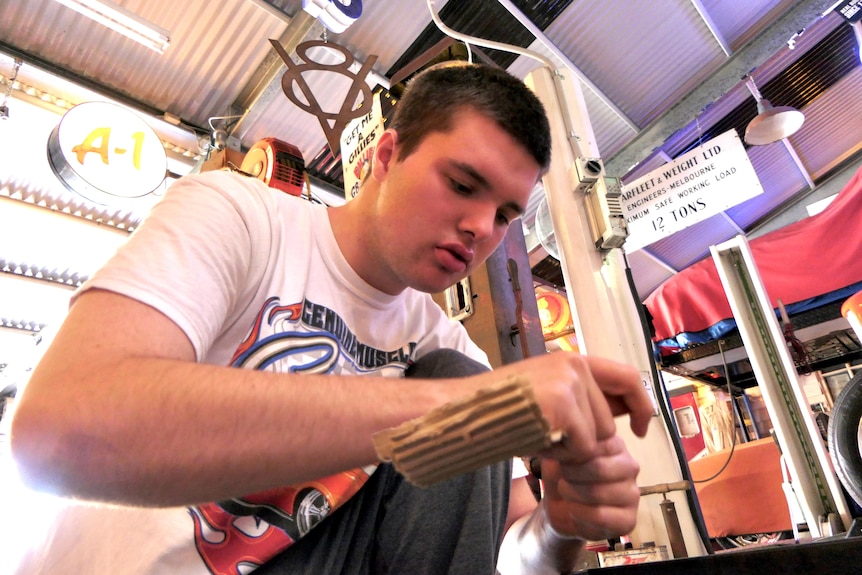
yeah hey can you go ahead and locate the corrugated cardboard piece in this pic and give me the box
[373,375,553,486]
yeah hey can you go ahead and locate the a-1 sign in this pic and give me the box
[620,129,763,252]
[47,101,167,207]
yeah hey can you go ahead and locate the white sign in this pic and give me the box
[340,91,383,201]
[47,101,167,206]
[620,130,763,251]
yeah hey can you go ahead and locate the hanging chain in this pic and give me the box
[695,114,704,148]
[2,59,23,108]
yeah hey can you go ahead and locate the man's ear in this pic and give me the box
[371,129,398,180]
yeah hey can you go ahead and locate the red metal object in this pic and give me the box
[241,137,306,197]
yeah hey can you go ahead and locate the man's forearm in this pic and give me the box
[11,336,461,506]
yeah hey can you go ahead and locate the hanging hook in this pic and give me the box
[695,114,704,148]
[1,58,23,120]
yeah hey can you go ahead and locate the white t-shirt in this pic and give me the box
[16,170,487,575]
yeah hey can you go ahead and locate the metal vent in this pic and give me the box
[0,181,143,232]
[0,259,87,287]
[306,147,344,187]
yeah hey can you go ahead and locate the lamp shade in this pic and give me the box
[744,99,805,145]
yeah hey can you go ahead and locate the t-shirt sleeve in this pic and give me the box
[73,170,275,360]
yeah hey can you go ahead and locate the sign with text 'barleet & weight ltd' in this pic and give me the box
[620,129,763,252]
[47,101,167,206]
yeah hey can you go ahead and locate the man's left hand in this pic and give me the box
[540,435,641,541]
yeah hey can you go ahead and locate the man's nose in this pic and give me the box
[458,207,496,242]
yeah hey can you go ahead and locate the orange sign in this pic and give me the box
[536,292,571,336]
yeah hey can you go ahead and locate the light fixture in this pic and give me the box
[51,0,170,54]
[743,75,804,146]
[203,115,243,153]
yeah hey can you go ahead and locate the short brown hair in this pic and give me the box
[389,62,551,173]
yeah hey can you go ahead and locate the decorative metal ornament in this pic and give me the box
[270,39,378,154]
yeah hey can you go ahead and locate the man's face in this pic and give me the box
[366,108,543,295]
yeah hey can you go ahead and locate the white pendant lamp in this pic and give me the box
[743,75,804,146]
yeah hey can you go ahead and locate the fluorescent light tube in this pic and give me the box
[854,21,862,65]
[52,0,170,54]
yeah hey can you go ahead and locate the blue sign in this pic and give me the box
[303,0,363,32]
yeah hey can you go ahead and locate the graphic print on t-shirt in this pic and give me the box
[192,297,417,575]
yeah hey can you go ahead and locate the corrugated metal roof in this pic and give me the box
[0,0,287,130]
[544,0,725,128]
[795,69,862,178]
[732,144,811,228]
[651,214,736,269]
[609,9,862,301]
[626,249,679,299]
[333,0,454,70]
[386,0,574,74]
[703,0,799,50]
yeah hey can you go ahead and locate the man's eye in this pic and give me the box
[449,178,472,195]
[496,211,511,226]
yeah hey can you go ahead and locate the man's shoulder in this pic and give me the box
[170,169,317,219]
[179,169,275,197]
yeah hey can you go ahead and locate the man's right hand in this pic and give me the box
[481,352,652,464]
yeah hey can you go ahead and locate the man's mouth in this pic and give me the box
[436,243,473,273]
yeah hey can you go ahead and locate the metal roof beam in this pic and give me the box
[637,249,680,275]
[229,10,321,143]
[691,0,732,57]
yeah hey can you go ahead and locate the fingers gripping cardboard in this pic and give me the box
[372,376,552,486]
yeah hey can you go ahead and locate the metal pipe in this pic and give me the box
[507,258,531,359]
[660,497,689,558]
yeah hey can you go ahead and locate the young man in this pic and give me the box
[11,63,651,574]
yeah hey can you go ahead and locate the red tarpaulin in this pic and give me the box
[645,165,862,344]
